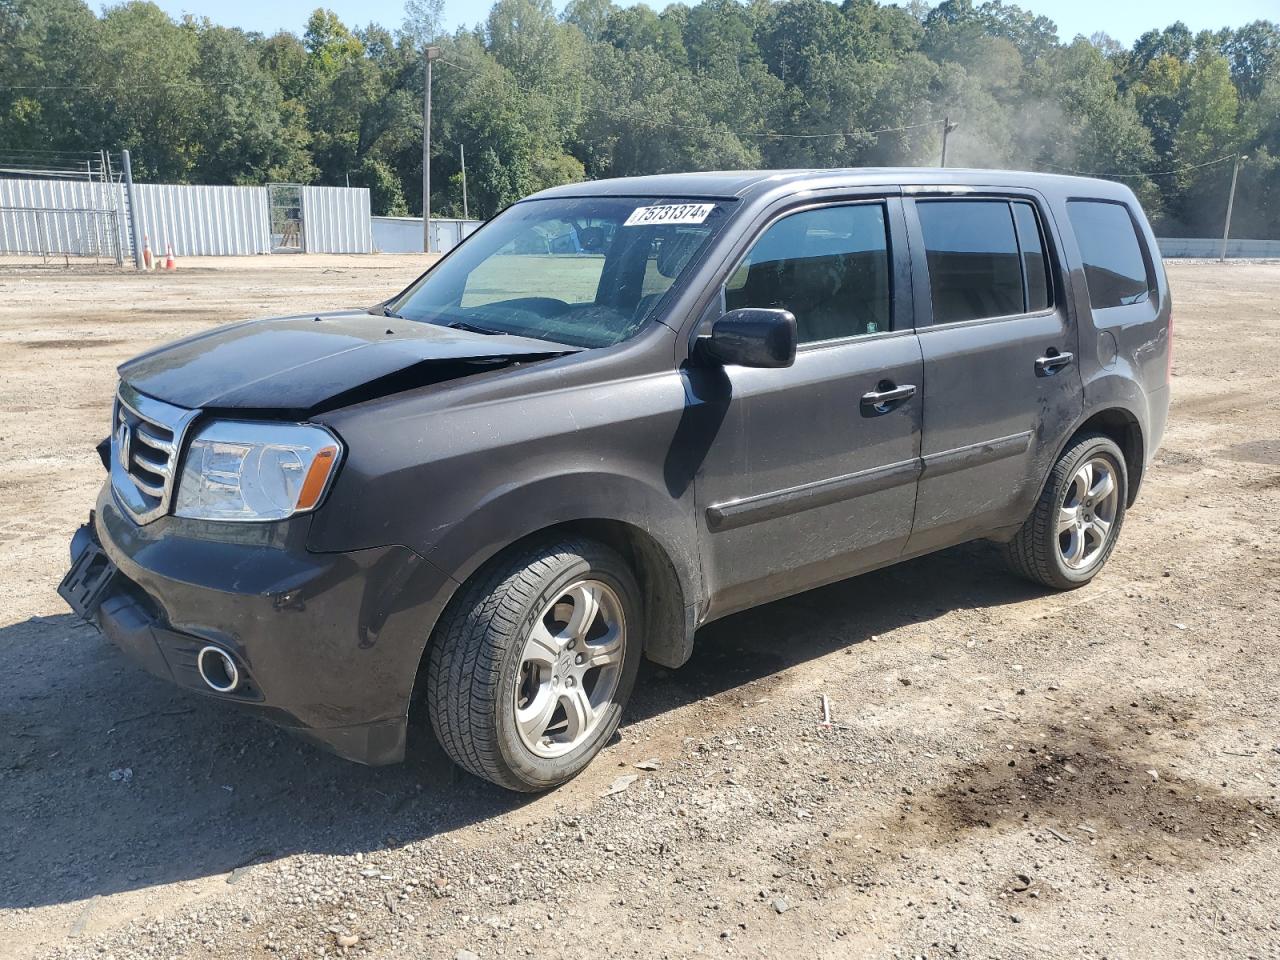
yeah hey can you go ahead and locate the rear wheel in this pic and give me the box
[1003,433,1128,590]
[426,537,642,792]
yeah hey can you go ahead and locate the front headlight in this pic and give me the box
[174,421,342,522]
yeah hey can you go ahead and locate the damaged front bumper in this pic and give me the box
[65,484,458,765]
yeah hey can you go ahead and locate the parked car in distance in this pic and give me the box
[61,168,1171,791]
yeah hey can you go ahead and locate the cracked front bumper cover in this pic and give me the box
[72,485,457,766]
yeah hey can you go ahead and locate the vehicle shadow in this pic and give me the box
[627,538,1041,724]
[0,539,1038,911]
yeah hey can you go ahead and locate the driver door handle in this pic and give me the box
[861,382,916,414]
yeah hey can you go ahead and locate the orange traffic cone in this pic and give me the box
[164,243,176,271]
[142,235,153,270]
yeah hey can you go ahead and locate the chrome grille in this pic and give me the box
[110,383,199,524]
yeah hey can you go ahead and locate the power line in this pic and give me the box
[1037,153,1238,180]
[0,80,243,90]
[0,70,312,92]
[0,147,112,157]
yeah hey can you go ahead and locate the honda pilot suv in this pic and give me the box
[61,169,1171,791]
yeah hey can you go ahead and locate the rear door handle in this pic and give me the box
[1035,350,1073,376]
[861,382,916,415]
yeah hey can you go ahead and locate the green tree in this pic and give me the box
[1132,54,1187,163]
[1174,53,1242,167]
[189,23,313,184]
[1222,21,1280,98]
[1,0,1277,237]
[0,0,100,152]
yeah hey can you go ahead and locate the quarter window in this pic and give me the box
[1066,200,1152,309]
[725,203,891,344]
[917,200,1026,324]
[1012,202,1052,312]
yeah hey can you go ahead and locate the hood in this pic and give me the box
[118,311,577,412]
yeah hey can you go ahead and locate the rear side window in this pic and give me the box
[917,200,1025,324]
[725,203,891,344]
[1066,200,1152,309]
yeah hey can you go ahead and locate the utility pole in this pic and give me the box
[1219,154,1245,263]
[940,117,958,168]
[460,143,469,221]
[121,149,143,270]
[422,45,440,253]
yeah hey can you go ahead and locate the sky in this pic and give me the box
[148,0,1275,47]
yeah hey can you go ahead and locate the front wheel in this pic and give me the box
[1003,433,1128,590]
[426,537,642,792]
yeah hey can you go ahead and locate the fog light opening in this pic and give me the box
[197,645,239,693]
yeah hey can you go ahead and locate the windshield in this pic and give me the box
[386,196,734,348]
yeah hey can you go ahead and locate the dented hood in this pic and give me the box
[118,311,576,411]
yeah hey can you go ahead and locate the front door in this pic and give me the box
[693,198,924,620]
[903,194,1083,554]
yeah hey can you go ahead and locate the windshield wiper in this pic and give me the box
[447,319,502,336]
[382,305,403,319]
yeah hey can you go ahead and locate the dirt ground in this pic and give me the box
[1,255,1278,960]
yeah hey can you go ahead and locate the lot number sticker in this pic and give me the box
[624,203,715,227]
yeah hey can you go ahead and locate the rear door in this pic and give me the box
[903,193,1082,554]
[692,196,924,619]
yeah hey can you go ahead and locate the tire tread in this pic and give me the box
[1002,432,1127,591]
[426,537,624,791]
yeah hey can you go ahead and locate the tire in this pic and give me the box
[426,537,643,792]
[1003,432,1128,590]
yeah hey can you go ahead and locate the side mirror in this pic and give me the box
[695,308,797,369]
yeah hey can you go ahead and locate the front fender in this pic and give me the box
[307,360,704,621]
[426,469,700,601]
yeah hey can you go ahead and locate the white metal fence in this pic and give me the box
[132,183,270,256]
[0,178,374,258]
[301,186,373,255]
[0,178,124,263]
[372,215,483,254]
[11,180,1279,263]
[1156,237,1280,259]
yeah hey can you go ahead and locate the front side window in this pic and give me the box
[725,203,891,344]
[389,197,732,348]
[1066,200,1152,309]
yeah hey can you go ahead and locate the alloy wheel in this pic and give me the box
[1057,456,1120,570]
[514,579,626,758]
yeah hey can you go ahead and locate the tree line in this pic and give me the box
[2,0,1278,238]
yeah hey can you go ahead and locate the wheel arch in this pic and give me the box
[406,514,695,749]
[1067,406,1145,506]
[1004,403,1146,549]
[443,514,693,667]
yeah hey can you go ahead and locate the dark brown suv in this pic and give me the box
[61,168,1171,791]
